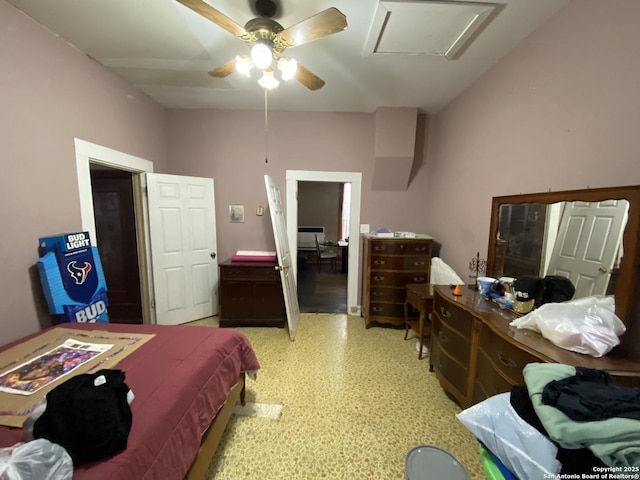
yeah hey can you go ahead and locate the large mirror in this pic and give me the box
[486,186,640,358]
[493,199,628,299]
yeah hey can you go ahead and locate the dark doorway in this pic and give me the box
[90,168,142,324]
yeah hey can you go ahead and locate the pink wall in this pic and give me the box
[298,182,342,243]
[3,0,640,344]
[424,0,640,279]
[166,109,434,264]
[0,1,169,342]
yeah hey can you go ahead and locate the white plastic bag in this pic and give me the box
[510,295,625,357]
[430,257,464,285]
[0,439,72,480]
[456,392,561,479]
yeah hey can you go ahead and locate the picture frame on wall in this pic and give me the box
[229,204,245,223]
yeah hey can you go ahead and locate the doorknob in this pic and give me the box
[274,264,290,271]
[599,266,608,273]
[210,252,216,259]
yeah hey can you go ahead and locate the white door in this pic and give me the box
[546,199,628,297]
[146,173,218,325]
[264,175,301,340]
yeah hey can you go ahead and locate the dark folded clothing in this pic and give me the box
[510,385,606,475]
[541,367,640,421]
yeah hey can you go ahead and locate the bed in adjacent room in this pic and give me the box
[0,322,260,479]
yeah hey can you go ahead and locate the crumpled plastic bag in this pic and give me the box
[0,439,72,480]
[430,257,464,285]
[510,295,625,357]
[456,392,561,479]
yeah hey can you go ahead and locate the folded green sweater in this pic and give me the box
[523,362,640,467]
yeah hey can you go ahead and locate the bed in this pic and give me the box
[0,322,260,479]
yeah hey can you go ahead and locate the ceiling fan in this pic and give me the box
[176,0,348,90]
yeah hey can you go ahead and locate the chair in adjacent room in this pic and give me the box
[315,234,337,272]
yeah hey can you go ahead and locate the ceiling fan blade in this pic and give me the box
[208,58,237,78]
[294,63,325,91]
[277,7,347,48]
[176,0,246,37]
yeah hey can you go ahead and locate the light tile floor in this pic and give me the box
[190,314,484,479]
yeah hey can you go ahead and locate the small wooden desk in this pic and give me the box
[404,283,434,359]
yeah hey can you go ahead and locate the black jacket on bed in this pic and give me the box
[33,369,132,466]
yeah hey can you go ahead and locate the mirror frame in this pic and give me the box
[487,185,640,353]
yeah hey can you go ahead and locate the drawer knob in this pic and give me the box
[496,351,517,369]
[374,260,386,265]
[372,291,383,297]
[373,276,386,281]
[412,276,425,282]
[372,306,382,312]
[374,246,386,251]
[439,307,452,318]
[413,262,426,266]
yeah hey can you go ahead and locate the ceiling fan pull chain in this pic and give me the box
[264,88,269,164]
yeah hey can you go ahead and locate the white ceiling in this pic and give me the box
[7,0,569,113]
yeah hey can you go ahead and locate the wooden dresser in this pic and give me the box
[430,285,640,409]
[361,235,434,328]
[218,259,285,328]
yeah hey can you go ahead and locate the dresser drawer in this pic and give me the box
[369,302,406,318]
[478,326,539,384]
[433,314,471,366]
[370,241,432,255]
[370,255,431,271]
[220,266,278,280]
[369,271,429,287]
[433,295,473,340]
[370,287,407,303]
[432,338,468,396]
[473,349,516,404]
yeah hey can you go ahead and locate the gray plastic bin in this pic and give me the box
[405,445,470,480]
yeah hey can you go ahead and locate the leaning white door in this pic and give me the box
[146,173,218,325]
[546,199,628,297]
[264,174,300,340]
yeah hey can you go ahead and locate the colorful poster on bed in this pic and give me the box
[37,232,110,323]
[0,339,112,395]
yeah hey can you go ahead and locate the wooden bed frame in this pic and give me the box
[185,373,246,479]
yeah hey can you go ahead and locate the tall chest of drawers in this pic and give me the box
[361,234,434,328]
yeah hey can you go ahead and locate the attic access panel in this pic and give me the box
[363,0,499,59]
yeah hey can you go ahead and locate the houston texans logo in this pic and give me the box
[67,261,92,285]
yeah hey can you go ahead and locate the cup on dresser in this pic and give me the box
[476,276,497,296]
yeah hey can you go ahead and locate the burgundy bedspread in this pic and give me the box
[0,322,260,480]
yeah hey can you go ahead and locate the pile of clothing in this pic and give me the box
[457,363,640,479]
[1,369,133,480]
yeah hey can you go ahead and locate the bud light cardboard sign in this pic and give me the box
[37,232,109,323]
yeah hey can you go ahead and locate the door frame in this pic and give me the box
[286,170,362,315]
[74,138,155,324]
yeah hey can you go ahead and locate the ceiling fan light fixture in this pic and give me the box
[235,55,253,77]
[277,57,298,81]
[258,69,280,90]
[250,41,273,70]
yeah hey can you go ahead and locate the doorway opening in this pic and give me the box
[75,138,154,324]
[286,170,362,316]
[296,181,349,313]
[90,166,142,323]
